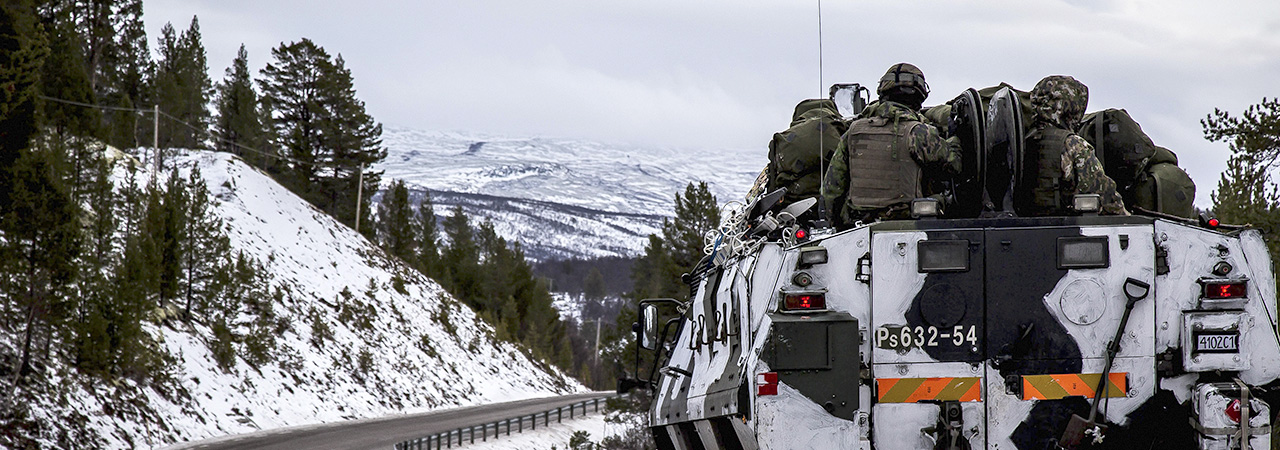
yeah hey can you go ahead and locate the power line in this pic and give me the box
[36,94,305,166]
[38,94,147,113]
[38,94,377,230]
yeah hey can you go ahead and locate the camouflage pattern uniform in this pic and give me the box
[823,100,962,225]
[1028,76,1128,216]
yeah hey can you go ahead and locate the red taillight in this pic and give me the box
[757,372,778,396]
[1208,218,1221,228]
[1226,399,1242,423]
[795,228,808,240]
[1203,281,1247,299]
[783,293,826,311]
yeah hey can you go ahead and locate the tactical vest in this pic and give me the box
[1018,127,1073,216]
[844,116,923,210]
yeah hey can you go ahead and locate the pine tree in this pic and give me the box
[314,54,384,233]
[152,17,211,151]
[663,182,720,273]
[111,205,161,375]
[104,0,150,150]
[376,179,416,262]
[1206,98,1280,265]
[36,13,98,140]
[259,38,328,191]
[44,0,151,149]
[583,267,606,301]
[34,13,103,207]
[582,267,606,321]
[153,169,189,305]
[476,219,517,336]
[1,148,82,385]
[182,166,231,319]
[214,44,267,163]
[413,192,440,278]
[627,182,719,303]
[0,0,47,212]
[71,156,117,375]
[439,206,479,300]
[259,39,385,231]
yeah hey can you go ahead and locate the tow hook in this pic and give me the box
[921,401,970,450]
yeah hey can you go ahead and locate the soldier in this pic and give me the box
[767,98,847,221]
[1018,75,1128,216]
[823,63,961,226]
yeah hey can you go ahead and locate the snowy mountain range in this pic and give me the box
[376,128,766,261]
[29,150,581,448]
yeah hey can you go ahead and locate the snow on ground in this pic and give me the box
[451,414,619,450]
[377,127,763,260]
[27,149,584,448]
[379,128,762,216]
[551,292,584,321]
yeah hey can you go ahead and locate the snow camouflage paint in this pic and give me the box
[641,215,1280,450]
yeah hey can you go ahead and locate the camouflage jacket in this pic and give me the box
[1060,133,1129,215]
[823,100,961,224]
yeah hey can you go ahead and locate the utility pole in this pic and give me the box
[153,104,160,176]
[355,164,364,233]
[594,318,601,367]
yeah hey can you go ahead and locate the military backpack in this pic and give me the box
[1078,108,1157,189]
[1078,109,1196,218]
[768,99,848,207]
[1130,146,1196,219]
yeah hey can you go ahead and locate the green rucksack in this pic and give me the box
[1130,146,1196,219]
[768,99,848,207]
[1077,110,1196,218]
[1077,108,1157,189]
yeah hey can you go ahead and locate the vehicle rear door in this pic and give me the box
[982,224,1156,448]
[870,226,986,449]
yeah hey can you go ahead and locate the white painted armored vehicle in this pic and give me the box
[621,86,1280,450]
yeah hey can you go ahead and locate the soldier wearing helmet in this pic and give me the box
[823,63,961,226]
[1018,75,1128,216]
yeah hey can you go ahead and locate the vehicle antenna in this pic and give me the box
[816,0,829,225]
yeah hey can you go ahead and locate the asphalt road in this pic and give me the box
[160,392,614,450]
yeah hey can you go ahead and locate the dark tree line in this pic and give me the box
[374,180,572,369]
[0,2,284,446]
[558,182,719,391]
[533,256,636,297]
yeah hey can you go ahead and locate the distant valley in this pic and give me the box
[376,127,765,260]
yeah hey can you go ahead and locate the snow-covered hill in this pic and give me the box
[376,128,765,260]
[29,150,581,448]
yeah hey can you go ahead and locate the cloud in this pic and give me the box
[145,0,1280,206]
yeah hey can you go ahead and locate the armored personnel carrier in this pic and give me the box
[622,85,1280,449]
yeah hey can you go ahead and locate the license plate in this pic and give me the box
[1195,333,1240,353]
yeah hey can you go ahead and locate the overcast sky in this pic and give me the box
[145,0,1280,206]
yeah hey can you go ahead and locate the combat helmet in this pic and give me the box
[877,63,930,105]
[1030,75,1089,130]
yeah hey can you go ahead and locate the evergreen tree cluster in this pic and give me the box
[1206,97,1280,268]
[33,0,387,234]
[374,181,573,369]
[0,2,285,445]
[532,256,636,297]
[589,182,720,390]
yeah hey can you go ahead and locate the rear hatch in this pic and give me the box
[868,217,1156,449]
